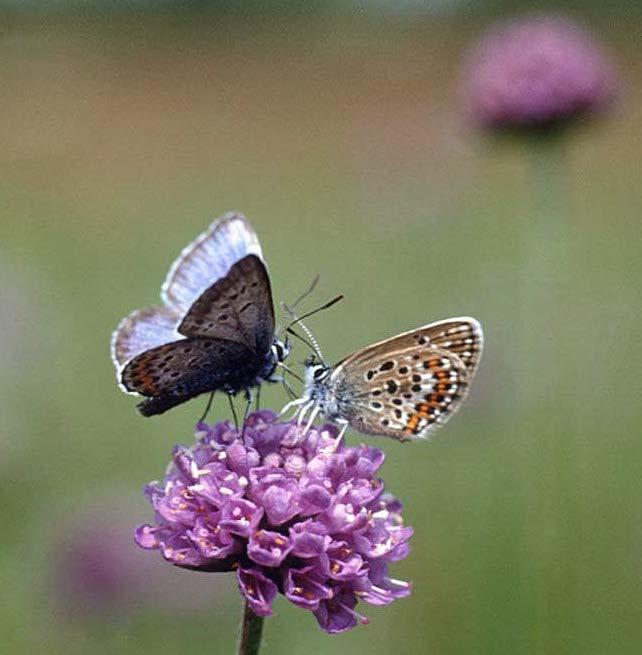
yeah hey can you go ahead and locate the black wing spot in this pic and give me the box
[386,380,398,393]
[412,374,421,383]
[399,366,408,375]
[380,361,395,371]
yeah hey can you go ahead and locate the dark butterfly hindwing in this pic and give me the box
[121,337,257,415]
[177,254,275,355]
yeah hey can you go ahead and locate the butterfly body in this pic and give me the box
[112,214,289,417]
[292,318,483,441]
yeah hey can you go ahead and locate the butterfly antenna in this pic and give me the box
[281,295,343,363]
[275,275,320,339]
[286,326,319,357]
[290,273,320,310]
[282,294,344,330]
[276,361,304,384]
[283,305,324,362]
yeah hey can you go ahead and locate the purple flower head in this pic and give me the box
[135,411,412,633]
[461,15,617,130]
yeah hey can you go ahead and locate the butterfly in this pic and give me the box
[283,317,483,441]
[111,212,290,417]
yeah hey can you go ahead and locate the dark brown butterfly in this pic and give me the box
[111,213,289,416]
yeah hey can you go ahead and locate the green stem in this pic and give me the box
[518,133,577,653]
[518,135,569,407]
[237,601,265,655]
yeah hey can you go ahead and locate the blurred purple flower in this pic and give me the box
[49,496,232,619]
[136,411,412,634]
[460,15,617,130]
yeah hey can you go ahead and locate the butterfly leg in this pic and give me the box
[227,393,239,430]
[240,389,252,439]
[319,421,348,454]
[303,405,321,435]
[296,400,315,429]
[280,396,309,419]
[198,392,215,425]
[281,375,297,401]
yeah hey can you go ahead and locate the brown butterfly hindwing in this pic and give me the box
[121,337,256,416]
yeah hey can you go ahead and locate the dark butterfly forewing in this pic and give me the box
[177,254,275,355]
[122,337,256,416]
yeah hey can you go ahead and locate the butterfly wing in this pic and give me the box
[177,254,275,355]
[161,212,264,315]
[328,318,483,440]
[121,337,255,416]
[111,306,182,385]
[337,317,483,380]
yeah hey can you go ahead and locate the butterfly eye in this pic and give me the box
[272,340,289,362]
[312,365,329,380]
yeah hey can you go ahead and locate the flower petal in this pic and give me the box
[237,567,278,617]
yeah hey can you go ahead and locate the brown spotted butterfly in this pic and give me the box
[111,213,289,416]
[283,318,483,441]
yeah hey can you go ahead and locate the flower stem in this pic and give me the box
[237,601,265,655]
[518,134,568,406]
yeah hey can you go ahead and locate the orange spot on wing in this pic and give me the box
[137,363,159,395]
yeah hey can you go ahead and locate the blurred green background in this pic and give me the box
[2,2,641,654]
